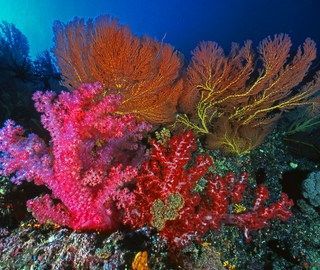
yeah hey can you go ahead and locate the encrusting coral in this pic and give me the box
[178,34,320,155]
[302,171,320,207]
[53,16,183,124]
[0,83,151,231]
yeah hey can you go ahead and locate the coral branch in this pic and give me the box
[124,132,293,248]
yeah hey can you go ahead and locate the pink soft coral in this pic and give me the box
[0,83,151,231]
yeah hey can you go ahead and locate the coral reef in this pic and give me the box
[177,243,225,270]
[0,120,317,269]
[53,16,183,124]
[200,130,319,269]
[0,83,151,231]
[2,14,320,270]
[0,224,170,269]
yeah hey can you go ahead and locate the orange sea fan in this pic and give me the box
[178,34,320,154]
[180,40,254,114]
[53,16,183,124]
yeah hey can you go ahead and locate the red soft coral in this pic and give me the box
[205,172,293,242]
[124,132,293,248]
[0,83,151,231]
[123,131,214,246]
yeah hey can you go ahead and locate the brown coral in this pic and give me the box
[53,16,183,123]
[178,34,320,154]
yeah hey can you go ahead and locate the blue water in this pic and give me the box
[1,0,320,58]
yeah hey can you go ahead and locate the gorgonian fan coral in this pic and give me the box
[0,83,151,231]
[178,34,320,155]
[123,132,293,248]
[54,16,183,124]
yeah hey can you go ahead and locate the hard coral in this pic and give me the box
[124,132,293,248]
[0,83,151,231]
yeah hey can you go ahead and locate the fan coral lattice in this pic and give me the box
[178,34,320,154]
[54,16,183,124]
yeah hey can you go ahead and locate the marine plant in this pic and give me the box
[123,131,294,248]
[53,16,183,124]
[0,82,151,231]
[178,34,320,155]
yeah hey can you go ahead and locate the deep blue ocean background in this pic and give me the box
[1,0,320,59]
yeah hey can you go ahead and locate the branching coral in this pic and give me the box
[178,34,320,154]
[0,83,151,231]
[123,132,293,248]
[53,16,183,124]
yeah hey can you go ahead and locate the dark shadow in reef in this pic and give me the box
[265,240,303,270]
[280,170,310,204]
[255,168,267,185]
[284,131,320,163]
[1,182,50,228]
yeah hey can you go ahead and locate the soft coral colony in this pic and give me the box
[0,83,151,231]
[122,131,293,247]
[1,15,319,249]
